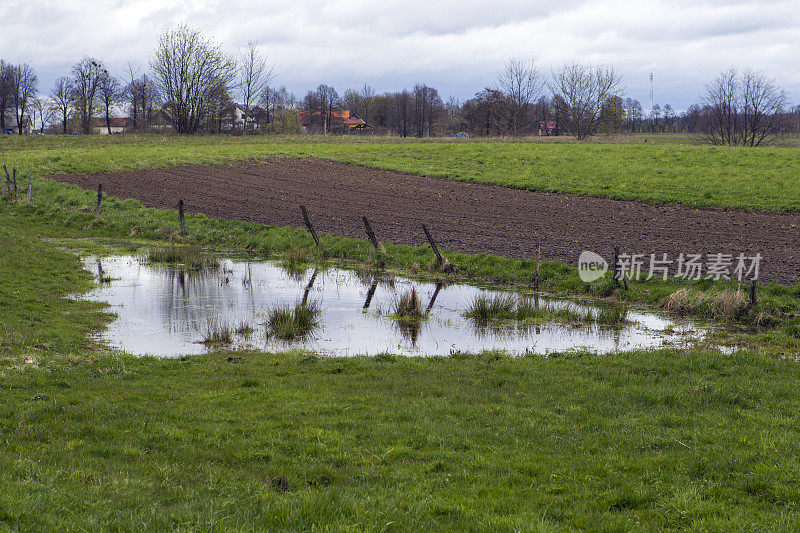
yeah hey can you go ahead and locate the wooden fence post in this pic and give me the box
[95,183,102,219]
[11,169,17,201]
[25,175,32,204]
[362,216,379,249]
[178,199,186,235]
[422,224,443,265]
[612,246,620,286]
[750,279,757,307]
[300,205,320,246]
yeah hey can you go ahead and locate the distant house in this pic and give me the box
[3,114,32,135]
[298,109,369,133]
[221,104,265,132]
[146,108,174,132]
[91,117,131,135]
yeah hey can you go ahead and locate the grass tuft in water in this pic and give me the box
[147,245,218,271]
[201,319,233,346]
[393,288,424,320]
[267,301,322,340]
[466,293,628,328]
[235,321,255,339]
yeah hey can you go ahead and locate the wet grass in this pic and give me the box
[266,302,322,340]
[147,244,218,271]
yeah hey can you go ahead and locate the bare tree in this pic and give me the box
[238,40,273,134]
[71,57,104,134]
[549,63,623,139]
[0,60,12,133]
[32,97,55,134]
[97,69,121,134]
[498,58,543,135]
[51,77,73,134]
[701,68,787,146]
[9,63,38,134]
[150,25,236,134]
[124,64,158,132]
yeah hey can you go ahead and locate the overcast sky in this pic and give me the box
[2,0,799,110]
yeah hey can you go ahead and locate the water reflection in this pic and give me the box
[78,255,705,357]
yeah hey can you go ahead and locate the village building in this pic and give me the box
[3,114,33,135]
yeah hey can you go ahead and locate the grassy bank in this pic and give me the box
[2,134,800,212]
[4,144,800,528]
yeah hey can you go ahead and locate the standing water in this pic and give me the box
[78,255,704,357]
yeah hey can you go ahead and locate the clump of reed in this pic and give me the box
[235,320,255,339]
[200,319,233,346]
[147,245,218,271]
[393,288,424,320]
[266,301,321,340]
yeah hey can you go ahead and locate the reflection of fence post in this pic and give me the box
[95,183,102,219]
[426,282,443,314]
[750,279,757,307]
[178,199,186,235]
[422,224,443,264]
[300,205,320,246]
[302,269,318,305]
[534,236,541,292]
[363,281,378,310]
[362,216,379,249]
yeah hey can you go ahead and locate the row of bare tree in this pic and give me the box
[0,24,793,145]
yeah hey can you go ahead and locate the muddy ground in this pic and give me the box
[50,157,800,284]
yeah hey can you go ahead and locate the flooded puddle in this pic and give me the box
[78,255,705,357]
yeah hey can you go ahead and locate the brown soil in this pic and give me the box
[49,157,800,284]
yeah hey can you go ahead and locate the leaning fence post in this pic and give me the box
[178,199,186,235]
[300,205,320,246]
[422,224,443,265]
[362,216,379,249]
[95,183,102,219]
[612,246,620,286]
[25,175,32,204]
[11,169,17,201]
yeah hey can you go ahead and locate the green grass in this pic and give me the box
[464,294,630,329]
[3,134,800,211]
[266,302,322,340]
[5,137,800,528]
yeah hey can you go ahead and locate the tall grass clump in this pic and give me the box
[267,301,321,340]
[595,301,630,327]
[148,245,218,271]
[664,287,749,321]
[201,319,233,346]
[393,288,424,320]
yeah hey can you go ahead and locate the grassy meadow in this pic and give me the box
[3,134,800,530]
[2,133,800,211]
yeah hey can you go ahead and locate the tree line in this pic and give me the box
[0,25,796,146]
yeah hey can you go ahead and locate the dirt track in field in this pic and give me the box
[50,157,800,283]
